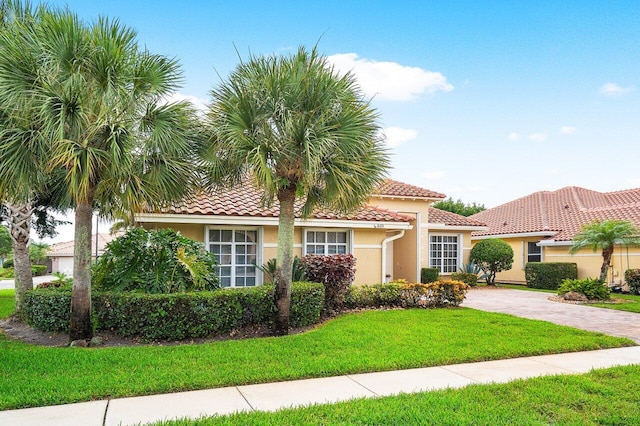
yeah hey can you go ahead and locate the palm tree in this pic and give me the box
[0,1,47,316]
[205,46,389,335]
[0,5,202,340]
[569,219,640,283]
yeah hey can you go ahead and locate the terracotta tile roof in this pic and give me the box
[470,186,640,241]
[165,184,413,223]
[374,179,446,200]
[428,207,486,227]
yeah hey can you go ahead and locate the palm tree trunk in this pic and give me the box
[69,201,94,341]
[274,184,296,336]
[3,201,33,318]
[600,247,614,283]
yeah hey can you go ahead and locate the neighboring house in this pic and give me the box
[470,186,640,285]
[137,179,486,287]
[46,233,119,275]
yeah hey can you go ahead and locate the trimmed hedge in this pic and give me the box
[346,280,469,309]
[420,267,439,284]
[23,282,324,340]
[450,272,478,287]
[525,262,578,289]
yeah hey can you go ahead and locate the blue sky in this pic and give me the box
[43,0,639,211]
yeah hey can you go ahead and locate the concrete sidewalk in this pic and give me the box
[0,275,56,290]
[1,346,640,426]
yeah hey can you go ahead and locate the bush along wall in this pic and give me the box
[624,269,640,295]
[346,279,469,309]
[23,282,324,340]
[301,254,356,314]
[525,262,578,290]
[420,267,440,284]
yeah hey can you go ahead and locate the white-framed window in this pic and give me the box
[304,229,350,255]
[207,228,259,287]
[429,234,459,274]
[527,242,542,263]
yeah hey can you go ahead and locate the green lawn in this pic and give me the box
[0,289,14,318]
[0,294,632,411]
[154,365,640,425]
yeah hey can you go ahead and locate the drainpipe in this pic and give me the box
[381,230,405,283]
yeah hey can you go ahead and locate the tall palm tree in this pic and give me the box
[205,46,389,335]
[0,1,47,317]
[0,5,202,340]
[569,219,640,283]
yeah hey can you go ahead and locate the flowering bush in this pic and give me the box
[400,280,470,307]
[625,269,640,295]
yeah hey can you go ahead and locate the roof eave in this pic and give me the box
[471,231,557,240]
[136,213,413,230]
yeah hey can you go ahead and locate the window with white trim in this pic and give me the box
[429,235,459,273]
[527,242,542,262]
[208,229,258,287]
[305,230,348,255]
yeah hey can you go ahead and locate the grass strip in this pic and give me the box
[0,306,632,410]
[0,289,14,319]
[155,365,640,425]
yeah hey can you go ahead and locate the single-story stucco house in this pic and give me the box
[46,233,119,275]
[470,186,640,285]
[137,179,487,287]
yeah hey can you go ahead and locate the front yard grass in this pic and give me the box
[0,294,633,411]
[155,365,640,425]
[0,289,14,318]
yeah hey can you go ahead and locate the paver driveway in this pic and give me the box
[463,288,640,344]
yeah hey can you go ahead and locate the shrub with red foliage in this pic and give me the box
[301,254,356,314]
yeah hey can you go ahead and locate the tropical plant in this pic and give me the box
[28,242,49,264]
[257,257,307,284]
[569,219,640,283]
[204,46,389,334]
[432,197,486,217]
[558,277,611,301]
[93,227,219,293]
[0,224,10,266]
[0,5,202,339]
[469,238,514,285]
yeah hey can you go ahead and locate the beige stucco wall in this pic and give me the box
[472,237,640,285]
[142,221,390,285]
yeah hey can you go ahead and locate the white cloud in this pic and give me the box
[599,82,635,97]
[420,171,445,180]
[327,53,454,101]
[559,126,577,135]
[383,127,418,148]
[508,132,521,141]
[528,133,547,142]
[163,92,208,112]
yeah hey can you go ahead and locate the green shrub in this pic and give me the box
[451,272,478,287]
[469,239,514,284]
[400,280,469,308]
[558,278,610,301]
[24,282,324,340]
[0,267,14,279]
[345,283,403,308]
[301,254,356,314]
[31,264,47,276]
[624,269,640,295]
[420,267,439,284]
[93,227,219,293]
[525,263,578,290]
[2,258,13,268]
[346,280,469,309]
[24,289,72,331]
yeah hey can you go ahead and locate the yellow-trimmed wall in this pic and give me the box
[142,222,391,285]
[472,237,640,285]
